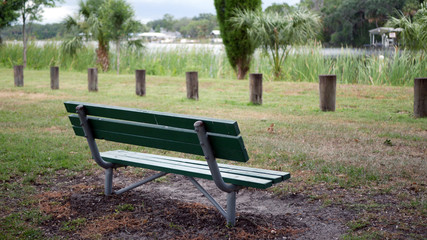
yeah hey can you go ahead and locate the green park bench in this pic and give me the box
[64,101,290,225]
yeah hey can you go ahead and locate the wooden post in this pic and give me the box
[88,68,98,92]
[14,65,24,87]
[249,73,262,105]
[135,69,146,96]
[186,71,198,100]
[414,77,427,118]
[319,75,337,111]
[50,66,59,90]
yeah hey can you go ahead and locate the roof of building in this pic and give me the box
[369,27,403,35]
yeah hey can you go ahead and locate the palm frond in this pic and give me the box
[60,36,84,56]
[230,8,321,79]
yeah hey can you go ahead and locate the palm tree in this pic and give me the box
[232,9,321,80]
[62,0,141,73]
[100,0,141,74]
[386,3,427,57]
[61,0,110,72]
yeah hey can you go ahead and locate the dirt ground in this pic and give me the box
[35,169,353,239]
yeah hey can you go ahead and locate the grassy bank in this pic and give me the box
[0,68,426,238]
[1,42,425,86]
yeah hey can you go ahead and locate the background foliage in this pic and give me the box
[0,41,424,86]
[300,0,424,46]
[1,0,425,47]
[214,0,262,79]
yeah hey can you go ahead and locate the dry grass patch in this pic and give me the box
[79,212,144,239]
[0,90,67,103]
[37,191,72,220]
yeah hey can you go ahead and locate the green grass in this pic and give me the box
[0,67,426,238]
[115,204,135,213]
[0,210,48,239]
[61,218,87,232]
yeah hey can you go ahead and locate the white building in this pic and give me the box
[368,27,402,47]
[132,31,181,43]
[210,30,222,43]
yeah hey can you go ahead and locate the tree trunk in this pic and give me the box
[96,43,109,72]
[116,40,120,75]
[236,58,250,80]
[22,15,27,68]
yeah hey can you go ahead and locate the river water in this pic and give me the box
[5,40,395,57]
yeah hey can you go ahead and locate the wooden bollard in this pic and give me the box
[135,70,146,96]
[186,71,198,100]
[249,73,262,105]
[50,66,59,90]
[414,77,427,118]
[14,65,24,87]
[88,68,98,92]
[319,75,337,111]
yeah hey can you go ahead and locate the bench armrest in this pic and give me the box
[76,105,114,169]
[194,121,241,193]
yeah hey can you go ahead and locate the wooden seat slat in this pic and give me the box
[101,152,272,189]
[119,151,290,181]
[102,150,285,183]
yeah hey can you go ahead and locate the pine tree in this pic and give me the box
[214,0,261,79]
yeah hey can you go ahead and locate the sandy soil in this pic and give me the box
[38,170,351,239]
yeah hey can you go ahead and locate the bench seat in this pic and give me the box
[101,150,290,189]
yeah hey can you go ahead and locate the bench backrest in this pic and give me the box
[64,101,249,162]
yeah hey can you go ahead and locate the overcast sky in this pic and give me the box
[39,0,300,24]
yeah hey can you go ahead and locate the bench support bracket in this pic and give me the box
[104,168,168,196]
[114,171,167,195]
[187,176,236,226]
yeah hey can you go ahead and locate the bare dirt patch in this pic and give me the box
[36,170,351,239]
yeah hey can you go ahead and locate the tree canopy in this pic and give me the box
[2,0,425,50]
[146,13,218,39]
[0,0,22,43]
[214,0,261,80]
[387,2,427,54]
[100,0,141,74]
[0,0,21,29]
[301,0,424,46]
[62,0,140,72]
[232,8,321,79]
[17,0,59,67]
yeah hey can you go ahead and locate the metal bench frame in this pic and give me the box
[76,105,241,225]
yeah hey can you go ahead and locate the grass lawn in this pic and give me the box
[0,67,426,239]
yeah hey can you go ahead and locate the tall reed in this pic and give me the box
[0,41,425,86]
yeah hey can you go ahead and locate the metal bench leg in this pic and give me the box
[187,176,238,226]
[105,168,113,196]
[227,191,236,226]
